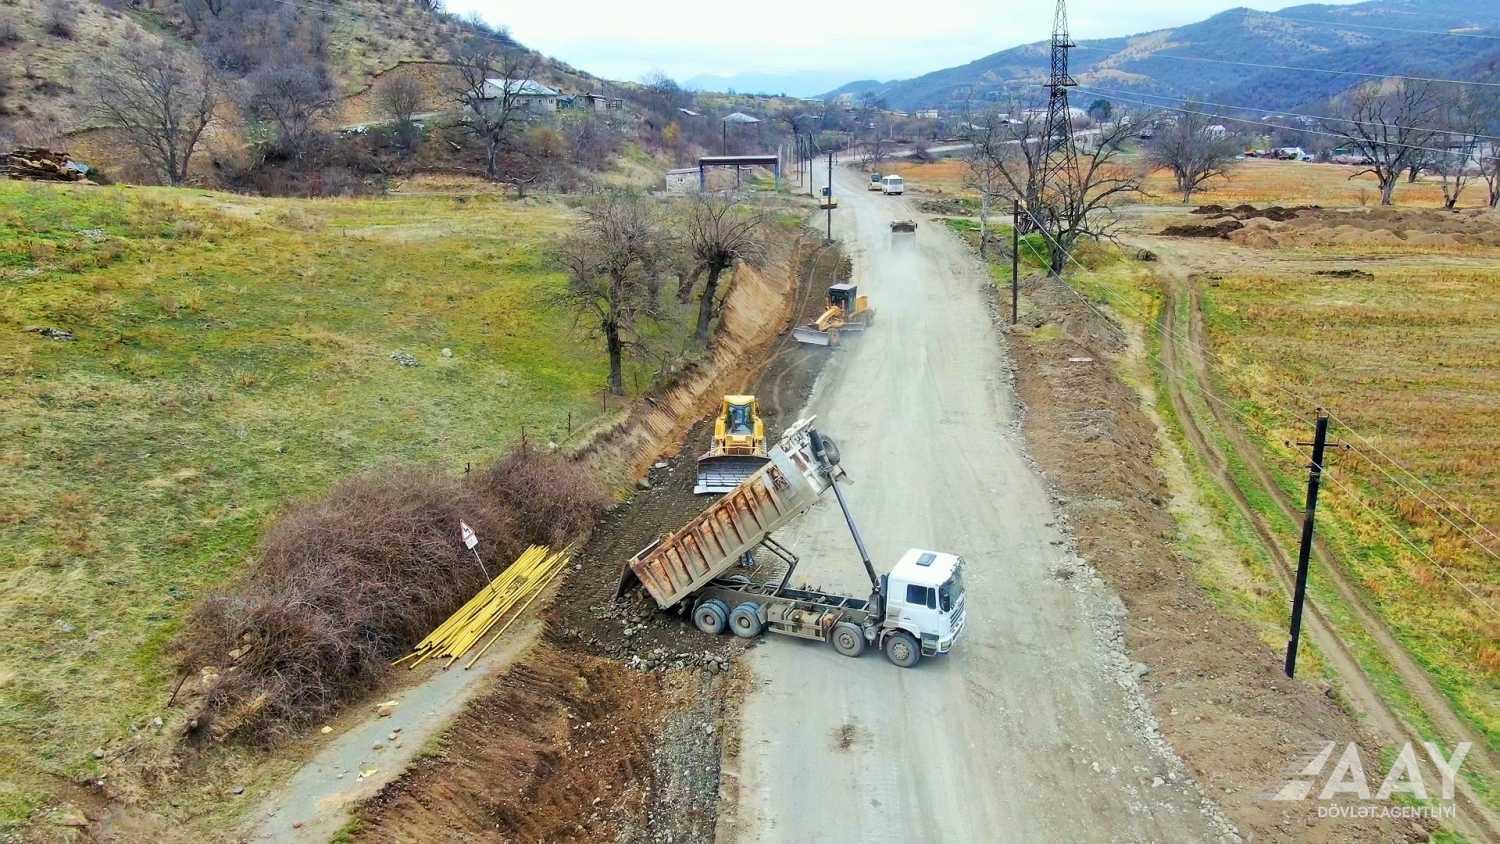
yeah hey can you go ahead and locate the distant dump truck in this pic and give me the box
[618,419,968,667]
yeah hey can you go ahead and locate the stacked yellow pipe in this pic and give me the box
[395,544,573,670]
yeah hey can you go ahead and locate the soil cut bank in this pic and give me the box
[347,229,846,843]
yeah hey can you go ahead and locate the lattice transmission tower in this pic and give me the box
[1038,0,1079,200]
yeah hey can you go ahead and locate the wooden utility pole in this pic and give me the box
[1285,410,1335,678]
[826,150,834,244]
[1011,200,1020,325]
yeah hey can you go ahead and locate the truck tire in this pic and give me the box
[728,602,765,638]
[693,599,729,635]
[830,622,865,658]
[883,631,921,668]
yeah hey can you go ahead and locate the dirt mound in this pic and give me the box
[1314,269,1375,280]
[1161,219,1244,238]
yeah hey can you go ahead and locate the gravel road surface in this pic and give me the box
[726,168,1233,843]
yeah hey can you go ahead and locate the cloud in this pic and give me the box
[445,0,1363,83]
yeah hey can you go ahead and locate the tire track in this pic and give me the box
[1152,258,1498,843]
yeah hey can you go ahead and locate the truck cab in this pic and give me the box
[881,174,904,195]
[881,549,966,661]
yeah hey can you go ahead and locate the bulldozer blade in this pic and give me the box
[695,455,772,495]
[792,326,835,346]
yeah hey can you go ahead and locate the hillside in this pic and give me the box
[824,0,1500,111]
[0,181,707,828]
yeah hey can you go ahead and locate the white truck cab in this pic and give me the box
[881,174,905,195]
[882,549,966,660]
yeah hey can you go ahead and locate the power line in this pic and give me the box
[1244,10,1500,42]
[1013,200,1500,574]
[1322,471,1497,617]
[1071,45,1500,90]
[1081,85,1500,144]
[1076,88,1500,162]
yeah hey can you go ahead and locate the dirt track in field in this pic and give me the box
[1128,223,1498,844]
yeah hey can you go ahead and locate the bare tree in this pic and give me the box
[1144,104,1239,203]
[678,194,765,344]
[1033,117,1144,276]
[961,113,1015,258]
[375,72,424,150]
[554,192,669,395]
[1429,86,1488,210]
[1324,80,1439,206]
[453,38,540,180]
[245,60,332,158]
[961,99,1048,235]
[93,43,217,185]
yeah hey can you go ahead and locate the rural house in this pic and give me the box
[481,79,563,113]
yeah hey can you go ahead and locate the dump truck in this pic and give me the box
[791,283,875,347]
[618,419,967,667]
[695,395,770,495]
[890,219,917,234]
[868,173,884,191]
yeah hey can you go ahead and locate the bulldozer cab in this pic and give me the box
[696,396,769,494]
[828,284,858,314]
[725,398,756,436]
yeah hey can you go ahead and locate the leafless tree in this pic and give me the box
[1324,80,1440,206]
[92,43,217,184]
[44,0,74,39]
[554,191,670,395]
[967,97,1142,276]
[1430,85,1488,209]
[1032,117,1143,276]
[453,38,540,181]
[1144,103,1239,203]
[961,113,1014,258]
[678,194,765,344]
[245,60,332,158]
[376,73,423,127]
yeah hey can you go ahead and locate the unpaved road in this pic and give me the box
[724,170,1233,842]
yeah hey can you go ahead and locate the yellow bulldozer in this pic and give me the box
[792,284,875,347]
[694,395,771,494]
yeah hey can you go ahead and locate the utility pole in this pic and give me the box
[826,150,834,244]
[1284,410,1342,678]
[1011,199,1020,325]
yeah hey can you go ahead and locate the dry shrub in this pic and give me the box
[474,449,610,547]
[177,454,606,742]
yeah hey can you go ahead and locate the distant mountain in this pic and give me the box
[684,71,873,98]
[823,0,1500,111]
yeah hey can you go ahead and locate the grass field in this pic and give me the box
[1200,264,1500,747]
[0,182,698,825]
[888,156,1461,208]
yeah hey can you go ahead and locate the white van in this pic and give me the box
[881,174,904,195]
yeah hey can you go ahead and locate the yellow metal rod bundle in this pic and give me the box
[395,544,574,670]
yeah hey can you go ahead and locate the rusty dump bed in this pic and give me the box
[621,419,836,609]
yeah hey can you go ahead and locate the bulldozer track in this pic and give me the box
[1153,261,1498,842]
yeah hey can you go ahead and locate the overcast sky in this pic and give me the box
[444,0,1362,84]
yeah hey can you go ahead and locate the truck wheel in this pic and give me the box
[883,631,921,668]
[830,622,865,658]
[693,599,729,635]
[728,602,765,638]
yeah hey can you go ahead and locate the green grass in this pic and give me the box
[0,182,699,826]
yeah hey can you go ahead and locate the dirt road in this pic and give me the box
[723,170,1235,842]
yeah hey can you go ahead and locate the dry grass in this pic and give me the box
[1202,264,1500,744]
[893,155,1464,209]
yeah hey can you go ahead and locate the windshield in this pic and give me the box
[726,403,753,435]
[939,565,964,612]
